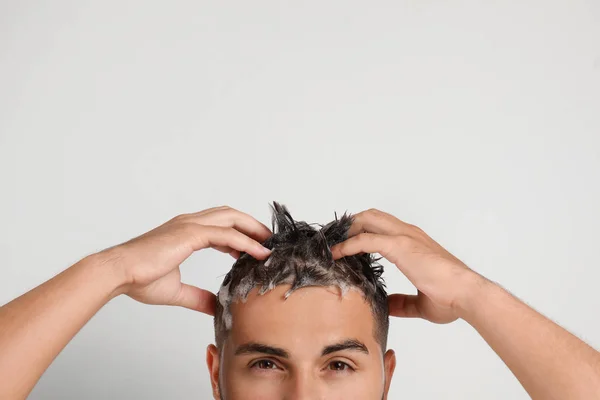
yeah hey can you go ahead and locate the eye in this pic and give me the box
[328,361,354,372]
[251,359,279,370]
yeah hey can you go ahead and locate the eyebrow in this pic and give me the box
[234,342,290,358]
[234,339,369,359]
[321,339,369,356]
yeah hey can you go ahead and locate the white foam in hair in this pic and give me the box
[214,202,388,347]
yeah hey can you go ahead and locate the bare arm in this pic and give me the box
[331,209,600,400]
[0,206,272,400]
[460,277,600,399]
[0,255,126,399]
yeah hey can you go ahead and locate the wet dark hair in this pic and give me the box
[214,202,389,351]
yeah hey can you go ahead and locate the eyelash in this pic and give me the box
[250,359,281,371]
[327,360,355,373]
[250,359,355,373]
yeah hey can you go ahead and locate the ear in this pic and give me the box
[383,349,397,399]
[206,344,221,399]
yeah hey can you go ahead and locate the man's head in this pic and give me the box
[206,203,396,399]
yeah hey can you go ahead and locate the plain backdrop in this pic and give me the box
[1,1,599,399]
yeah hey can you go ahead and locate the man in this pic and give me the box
[207,203,392,399]
[0,204,599,399]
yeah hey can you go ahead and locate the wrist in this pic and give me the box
[78,249,131,299]
[452,270,499,320]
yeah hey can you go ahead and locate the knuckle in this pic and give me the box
[215,206,241,220]
[202,205,231,215]
[407,223,424,233]
[224,208,242,218]
[171,213,189,222]
[366,208,382,217]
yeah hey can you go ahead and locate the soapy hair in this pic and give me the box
[213,202,389,350]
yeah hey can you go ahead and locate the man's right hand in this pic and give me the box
[102,206,272,315]
[0,205,273,399]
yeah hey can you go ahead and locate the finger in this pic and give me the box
[187,205,231,217]
[185,225,272,260]
[190,208,272,242]
[348,209,412,237]
[213,245,241,259]
[330,232,398,260]
[213,245,230,254]
[388,293,422,319]
[172,284,217,315]
[171,206,230,222]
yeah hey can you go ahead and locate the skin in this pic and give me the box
[206,285,396,399]
[0,206,272,399]
[0,206,599,399]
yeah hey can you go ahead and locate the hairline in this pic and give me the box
[214,282,389,353]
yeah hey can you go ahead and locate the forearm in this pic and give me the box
[0,252,127,399]
[459,277,600,399]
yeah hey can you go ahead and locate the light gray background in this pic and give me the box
[1,1,599,399]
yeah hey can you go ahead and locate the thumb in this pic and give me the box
[172,284,217,315]
[388,293,422,318]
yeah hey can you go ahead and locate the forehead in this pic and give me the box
[226,284,379,355]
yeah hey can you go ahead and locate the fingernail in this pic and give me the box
[260,246,272,254]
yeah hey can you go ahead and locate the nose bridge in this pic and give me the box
[286,366,322,400]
